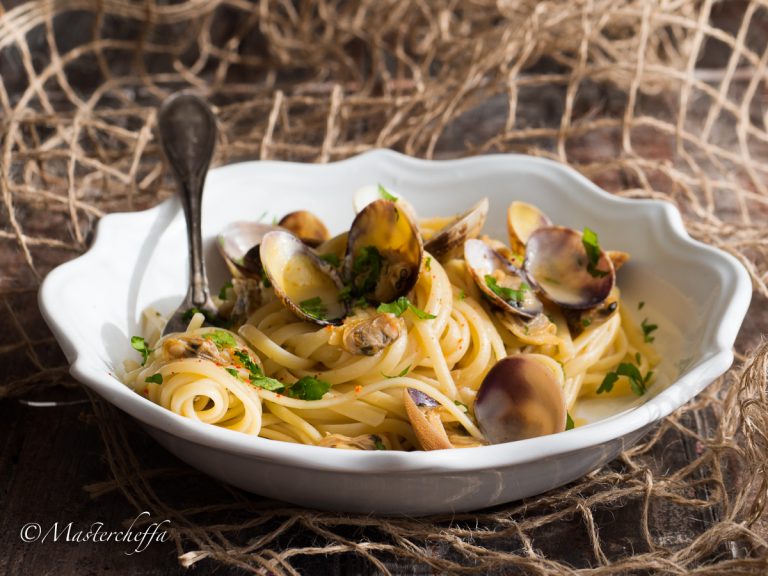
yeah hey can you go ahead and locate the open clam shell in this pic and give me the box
[507,201,551,253]
[278,211,330,248]
[344,199,423,305]
[403,388,453,451]
[352,184,418,222]
[217,221,281,278]
[464,238,543,319]
[260,230,347,325]
[474,354,566,444]
[524,226,615,309]
[424,198,489,262]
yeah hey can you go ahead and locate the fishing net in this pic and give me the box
[1,0,767,573]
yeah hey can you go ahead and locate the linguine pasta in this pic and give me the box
[123,194,658,451]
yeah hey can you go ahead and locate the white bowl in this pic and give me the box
[39,150,751,515]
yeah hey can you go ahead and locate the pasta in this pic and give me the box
[123,191,658,451]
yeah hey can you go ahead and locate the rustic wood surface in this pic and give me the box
[1,2,767,575]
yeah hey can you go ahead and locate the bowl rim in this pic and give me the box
[39,149,752,474]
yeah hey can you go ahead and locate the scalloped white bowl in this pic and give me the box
[39,151,751,515]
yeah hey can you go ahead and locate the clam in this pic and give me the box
[260,230,347,325]
[340,313,404,356]
[524,226,615,309]
[507,201,552,253]
[403,388,453,451]
[464,239,543,318]
[474,354,566,444]
[278,211,330,248]
[344,199,423,304]
[424,198,489,262]
[352,184,418,221]
[217,221,281,278]
[563,288,619,336]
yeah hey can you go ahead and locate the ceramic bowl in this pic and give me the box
[39,150,751,515]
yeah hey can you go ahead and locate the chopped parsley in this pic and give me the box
[182,307,202,322]
[373,435,387,450]
[582,227,609,278]
[566,412,575,430]
[319,253,341,267]
[286,376,331,400]
[377,296,436,320]
[484,275,529,304]
[130,336,151,366]
[425,257,432,271]
[260,268,272,288]
[638,301,645,310]
[204,330,237,349]
[225,367,241,380]
[351,246,383,296]
[218,281,233,300]
[383,365,411,378]
[581,317,592,328]
[458,289,466,301]
[299,296,327,320]
[641,318,658,343]
[378,184,397,202]
[454,400,469,413]
[232,350,285,391]
[597,362,652,396]
[144,373,163,385]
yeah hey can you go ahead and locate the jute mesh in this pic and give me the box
[2,0,768,573]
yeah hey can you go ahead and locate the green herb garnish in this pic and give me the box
[144,373,163,385]
[454,400,469,413]
[641,318,658,343]
[131,336,151,366]
[484,275,529,304]
[597,362,652,396]
[225,367,241,380]
[638,301,645,310]
[581,317,592,328]
[582,227,609,278]
[204,330,237,349]
[425,257,432,271]
[566,412,575,430]
[378,184,397,202]
[299,297,327,320]
[458,289,466,301]
[218,281,233,300]
[383,365,411,379]
[260,268,272,288]
[286,376,331,400]
[351,246,383,296]
[377,296,436,320]
[319,253,341,267]
[373,435,387,450]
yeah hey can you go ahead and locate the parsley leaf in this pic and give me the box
[378,184,397,202]
[234,350,260,375]
[299,297,327,320]
[581,317,592,328]
[566,412,575,430]
[641,318,658,343]
[260,268,272,288]
[454,400,469,413]
[597,362,650,396]
[144,373,163,385]
[204,330,237,349]
[582,227,609,278]
[130,336,151,366]
[425,257,432,271]
[638,301,645,310]
[225,367,241,380]
[319,253,341,267]
[458,289,466,300]
[377,296,436,320]
[484,275,529,304]
[373,435,387,450]
[218,281,233,300]
[351,246,383,296]
[252,375,285,391]
[286,376,331,400]
[232,349,283,390]
[383,365,411,378]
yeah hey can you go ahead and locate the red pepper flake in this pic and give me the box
[354,385,362,394]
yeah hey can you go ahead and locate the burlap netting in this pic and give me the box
[1,0,767,573]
